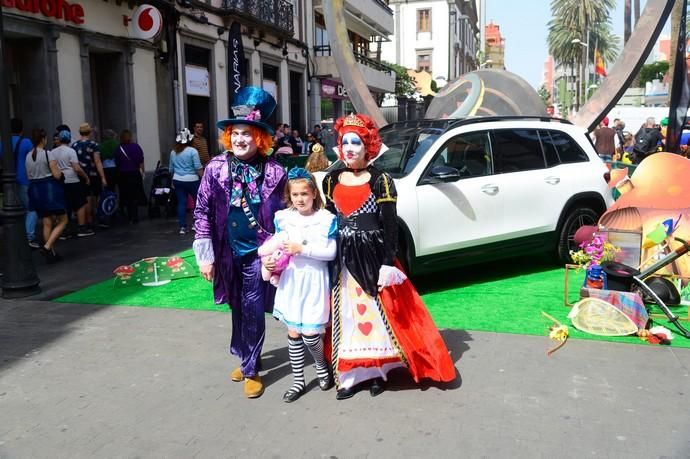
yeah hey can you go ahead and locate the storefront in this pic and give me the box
[319,78,353,122]
[2,0,164,170]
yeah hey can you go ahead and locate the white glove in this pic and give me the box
[377,265,407,290]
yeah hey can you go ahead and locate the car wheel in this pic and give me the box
[557,206,599,264]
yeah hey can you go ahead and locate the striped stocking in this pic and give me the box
[302,334,330,380]
[287,336,306,393]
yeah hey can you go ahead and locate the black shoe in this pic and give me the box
[369,378,385,397]
[28,240,41,249]
[282,387,305,403]
[336,386,358,400]
[39,247,58,264]
[318,373,334,391]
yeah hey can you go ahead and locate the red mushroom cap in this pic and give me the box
[114,265,135,275]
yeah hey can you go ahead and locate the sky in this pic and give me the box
[485,0,666,89]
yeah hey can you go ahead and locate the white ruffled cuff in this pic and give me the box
[377,265,407,288]
[193,238,215,266]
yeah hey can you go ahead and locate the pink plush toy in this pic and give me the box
[257,233,291,286]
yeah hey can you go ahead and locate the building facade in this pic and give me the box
[483,21,504,69]
[306,0,395,127]
[381,0,479,88]
[2,0,165,170]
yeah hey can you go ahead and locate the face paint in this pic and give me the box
[231,124,258,160]
[341,132,366,167]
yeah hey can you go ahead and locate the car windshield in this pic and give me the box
[375,128,441,178]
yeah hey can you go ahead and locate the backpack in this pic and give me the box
[634,128,655,154]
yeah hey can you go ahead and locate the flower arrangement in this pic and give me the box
[569,235,620,268]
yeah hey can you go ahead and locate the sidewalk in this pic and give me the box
[1,220,690,458]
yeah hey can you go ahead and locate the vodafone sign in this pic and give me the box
[128,4,162,40]
[1,0,85,25]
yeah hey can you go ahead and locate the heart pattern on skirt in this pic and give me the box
[358,322,373,336]
[357,303,367,315]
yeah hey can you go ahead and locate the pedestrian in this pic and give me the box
[169,128,202,235]
[10,118,39,248]
[72,123,106,231]
[193,86,287,399]
[313,124,323,142]
[288,129,304,155]
[191,121,211,167]
[305,143,330,173]
[53,130,91,239]
[633,117,664,163]
[100,129,119,191]
[115,129,146,224]
[322,113,456,400]
[25,128,68,262]
[593,117,616,161]
[264,167,336,402]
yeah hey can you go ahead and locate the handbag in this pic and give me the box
[28,150,65,213]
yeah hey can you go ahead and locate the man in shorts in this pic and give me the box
[52,130,92,237]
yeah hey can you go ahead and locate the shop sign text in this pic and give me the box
[2,0,85,25]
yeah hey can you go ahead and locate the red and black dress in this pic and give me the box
[323,167,456,390]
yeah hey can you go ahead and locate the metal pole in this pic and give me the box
[0,5,41,298]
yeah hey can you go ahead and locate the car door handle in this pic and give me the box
[481,184,499,195]
[545,176,560,185]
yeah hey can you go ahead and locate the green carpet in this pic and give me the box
[54,252,690,348]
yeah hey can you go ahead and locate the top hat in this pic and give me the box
[216,86,277,135]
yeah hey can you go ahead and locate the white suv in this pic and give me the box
[318,117,613,275]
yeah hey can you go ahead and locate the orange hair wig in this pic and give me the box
[221,125,274,156]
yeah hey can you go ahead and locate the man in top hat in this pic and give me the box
[193,86,287,398]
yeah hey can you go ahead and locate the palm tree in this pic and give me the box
[547,0,618,108]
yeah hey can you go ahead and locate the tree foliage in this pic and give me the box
[547,0,619,68]
[639,61,670,86]
[384,62,416,97]
[538,85,551,106]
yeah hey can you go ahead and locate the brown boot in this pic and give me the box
[230,367,244,382]
[244,376,264,398]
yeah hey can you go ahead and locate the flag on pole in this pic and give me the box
[667,0,690,154]
[594,49,607,77]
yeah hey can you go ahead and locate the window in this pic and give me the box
[417,9,431,33]
[543,130,590,164]
[428,131,492,178]
[491,129,546,173]
[417,53,432,73]
[315,26,329,56]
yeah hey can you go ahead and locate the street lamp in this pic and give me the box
[572,38,590,106]
[0,3,41,298]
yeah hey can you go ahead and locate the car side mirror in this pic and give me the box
[424,165,461,184]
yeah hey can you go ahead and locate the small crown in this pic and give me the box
[343,115,366,128]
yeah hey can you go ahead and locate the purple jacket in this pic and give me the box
[194,152,287,304]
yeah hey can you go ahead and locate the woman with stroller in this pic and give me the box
[169,128,202,235]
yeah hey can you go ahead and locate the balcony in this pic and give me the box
[221,0,294,36]
[313,45,395,93]
[313,0,393,38]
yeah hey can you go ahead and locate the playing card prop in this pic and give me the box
[113,257,195,288]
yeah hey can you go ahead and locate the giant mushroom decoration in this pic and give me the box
[600,153,690,277]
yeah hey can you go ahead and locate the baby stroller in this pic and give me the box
[148,161,176,218]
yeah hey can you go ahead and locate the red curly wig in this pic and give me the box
[221,125,274,156]
[334,114,382,161]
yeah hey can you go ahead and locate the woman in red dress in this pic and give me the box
[322,114,456,400]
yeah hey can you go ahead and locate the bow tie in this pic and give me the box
[230,157,262,207]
